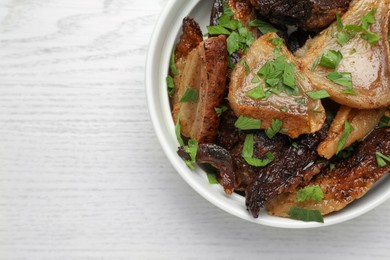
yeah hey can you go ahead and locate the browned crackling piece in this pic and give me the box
[267,127,390,217]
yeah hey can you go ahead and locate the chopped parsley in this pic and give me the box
[166,75,175,97]
[241,59,250,74]
[265,119,283,139]
[306,90,330,100]
[208,2,254,55]
[335,9,380,47]
[184,139,198,170]
[170,49,179,76]
[180,88,199,103]
[234,116,261,130]
[248,19,278,34]
[247,86,266,100]
[361,9,377,30]
[242,134,275,167]
[379,115,390,127]
[207,172,219,184]
[255,40,299,98]
[296,185,324,202]
[326,72,356,94]
[361,30,380,46]
[175,116,184,147]
[288,206,324,223]
[376,152,390,168]
[319,50,343,69]
[215,106,228,117]
[336,120,354,155]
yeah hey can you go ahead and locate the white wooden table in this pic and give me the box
[1,0,390,259]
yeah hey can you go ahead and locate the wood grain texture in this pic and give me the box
[0,0,390,259]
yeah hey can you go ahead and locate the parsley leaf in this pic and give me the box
[336,12,343,31]
[326,72,353,89]
[215,106,228,117]
[376,152,390,168]
[361,8,377,30]
[175,116,184,146]
[319,50,343,69]
[170,49,179,76]
[184,139,198,170]
[282,62,296,89]
[248,19,278,34]
[265,119,283,139]
[361,30,380,46]
[207,25,231,35]
[244,153,275,167]
[166,75,175,97]
[336,120,354,155]
[241,59,250,74]
[379,115,390,127]
[247,86,266,99]
[288,206,324,223]
[337,31,354,46]
[242,134,275,167]
[180,88,199,103]
[296,185,324,202]
[306,90,330,100]
[227,31,240,54]
[234,116,261,130]
[207,173,219,184]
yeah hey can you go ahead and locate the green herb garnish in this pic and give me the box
[296,185,324,202]
[207,172,219,184]
[326,72,354,93]
[249,19,278,34]
[288,206,324,223]
[215,106,228,117]
[306,90,330,100]
[336,121,354,155]
[175,116,184,146]
[379,115,390,127]
[361,30,380,46]
[184,139,198,170]
[170,49,179,76]
[319,50,343,69]
[234,116,261,130]
[166,75,175,97]
[361,8,377,30]
[265,119,283,139]
[180,88,199,103]
[282,62,296,89]
[247,86,266,100]
[376,152,390,168]
[241,59,250,74]
[207,25,231,35]
[242,134,275,167]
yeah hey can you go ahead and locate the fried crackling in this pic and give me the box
[267,127,390,217]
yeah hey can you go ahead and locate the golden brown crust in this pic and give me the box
[267,127,390,217]
[174,17,203,61]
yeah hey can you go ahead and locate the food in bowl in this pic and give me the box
[166,0,390,223]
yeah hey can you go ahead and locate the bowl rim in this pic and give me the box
[145,0,390,229]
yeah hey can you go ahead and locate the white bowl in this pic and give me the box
[145,0,390,228]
